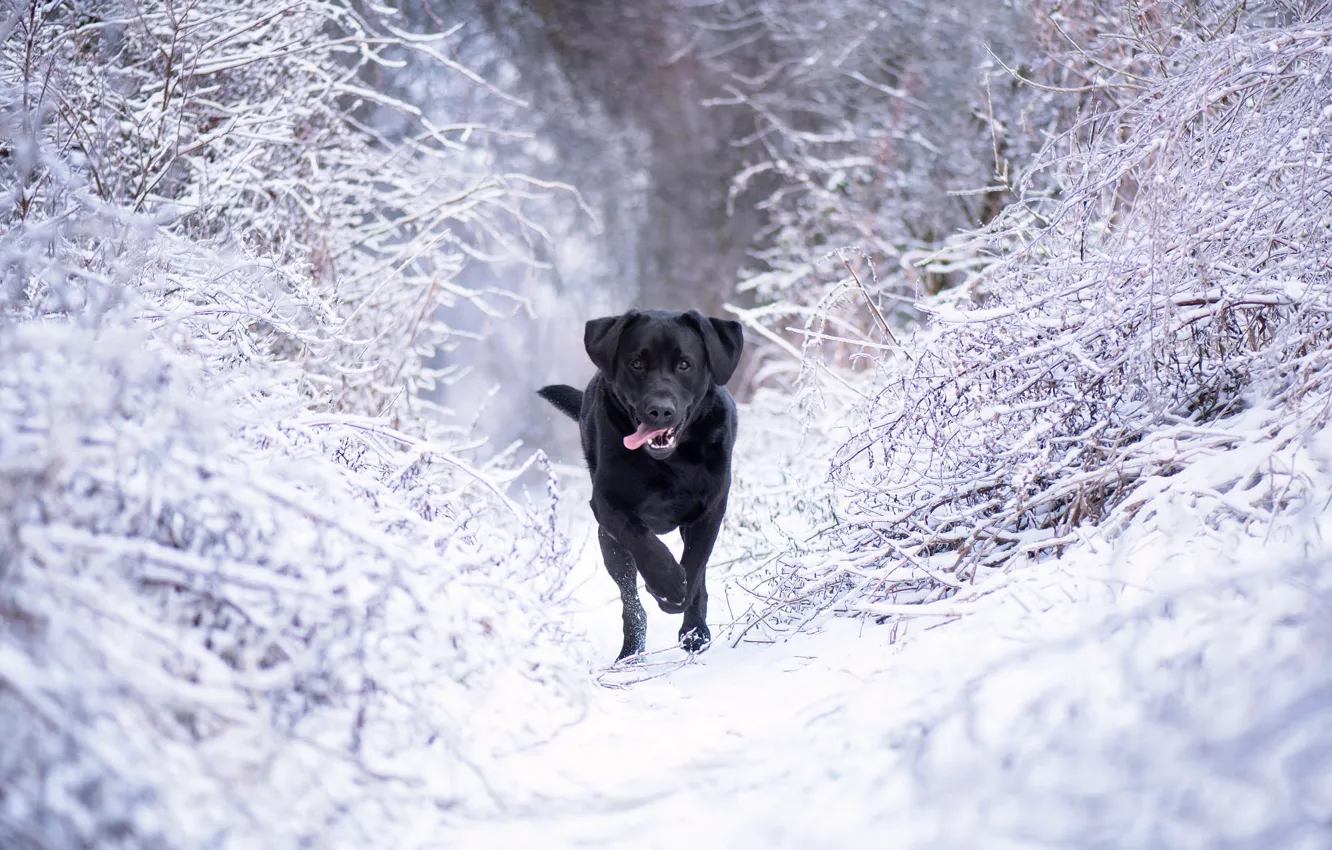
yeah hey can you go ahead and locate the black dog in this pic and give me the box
[538,310,744,660]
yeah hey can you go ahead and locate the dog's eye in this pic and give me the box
[629,357,644,371]
[677,358,692,372]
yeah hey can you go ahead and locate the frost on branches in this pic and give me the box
[745,7,1332,624]
[1,3,580,849]
[693,0,1059,377]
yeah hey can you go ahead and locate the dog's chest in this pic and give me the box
[626,457,720,534]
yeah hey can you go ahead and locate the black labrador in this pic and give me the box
[538,309,744,660]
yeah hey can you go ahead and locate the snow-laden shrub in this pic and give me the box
[703,0,1044,293]
[744,15,1332,624]
[692,0,1058,383]
[702,0,1323,393]
[0,320,579,849]
[1,2,582,847]
[714,424,1332,848]
[4,0,545,418]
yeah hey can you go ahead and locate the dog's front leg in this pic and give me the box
[678,502,726,652]
[590,494,687,613]
[598,528,647,660]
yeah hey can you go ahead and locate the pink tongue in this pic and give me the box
[624,423,669,451]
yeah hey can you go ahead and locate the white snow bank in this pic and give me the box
[444,405,1332,849]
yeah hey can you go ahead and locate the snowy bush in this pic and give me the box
[692,0,1062,382]
[744,10,1332,624]
[0,322,579,848]
[709,428,1332,848]
[1,2,582,847]
[4,0,548,416]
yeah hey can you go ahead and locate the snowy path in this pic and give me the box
[440,468,1332,849]
[447,525,902,848]
[443,518,1082,849]
[435,411,1332,849]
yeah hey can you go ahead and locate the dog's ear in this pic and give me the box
[584,311,637,374]
[685,311,744,386]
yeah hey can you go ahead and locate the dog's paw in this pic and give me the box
[651,593,687,615]
[678,624,711,654]
[614,643,646,664]
[642,570,687,614]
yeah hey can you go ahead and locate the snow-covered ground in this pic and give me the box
[445,518,901,849]
[7,6,1330,849]
[441,403,1332,849]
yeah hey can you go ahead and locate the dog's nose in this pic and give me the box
[644,400,676,426]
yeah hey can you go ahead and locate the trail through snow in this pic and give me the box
[440,409,1332,849]
[442,523,1190,848]
[447,522,903,848]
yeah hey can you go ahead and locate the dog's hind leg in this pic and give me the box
[599,527,647,661]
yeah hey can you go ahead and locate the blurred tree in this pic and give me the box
[449,0,769,314]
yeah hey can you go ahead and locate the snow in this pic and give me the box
[434,406,1332,849]
[445,534,903,849]
[6,3,1332,848]
[425,393,1332,849]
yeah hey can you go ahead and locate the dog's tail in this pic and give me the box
[537,384,583,421]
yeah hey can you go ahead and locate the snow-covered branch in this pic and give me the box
[742,11,1332,628]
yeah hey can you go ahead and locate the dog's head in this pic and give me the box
[585,310,744,460]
